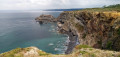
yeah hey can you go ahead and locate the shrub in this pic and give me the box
[75,45,91,49]
[79,51,87,54]
[82,34,87,39]
[74,23,84,32]
[117,28,120,35]
[91,53,95,57]
[106,41,112,49]
[38,50,50,56]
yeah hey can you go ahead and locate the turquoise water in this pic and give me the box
[0,11,67,54]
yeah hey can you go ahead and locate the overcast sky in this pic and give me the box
[0,0,119,10]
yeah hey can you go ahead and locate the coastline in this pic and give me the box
[57,28,79,54]
[1,4,120,57]
[35,14,79,54]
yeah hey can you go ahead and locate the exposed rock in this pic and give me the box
[35,11,120,54]
[24,47,39,57]
[35,14,56,24]
[57,11,120,52]
[1,46,120,57]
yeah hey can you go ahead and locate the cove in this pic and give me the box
[0,11,68,54]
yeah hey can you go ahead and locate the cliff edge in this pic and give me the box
[0,4,120,57]
[0,46,120,57]
[57,11,120,52]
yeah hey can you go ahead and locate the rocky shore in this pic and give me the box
[35,14,79,54]
[35,9,120,54]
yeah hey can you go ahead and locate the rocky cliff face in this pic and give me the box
[57,11,120,52]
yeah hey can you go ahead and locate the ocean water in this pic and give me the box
[0,11,68,54]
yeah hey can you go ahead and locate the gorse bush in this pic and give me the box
[75,45,91,49]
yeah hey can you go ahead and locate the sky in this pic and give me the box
[0,0,119,10]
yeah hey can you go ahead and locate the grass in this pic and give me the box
[91,53,95,57]
[0,48,23,57]
[79,51,87,54]
[0,47,32,57]
[75,4,120,12]
[38,50,50,56]
[75,45,91,49]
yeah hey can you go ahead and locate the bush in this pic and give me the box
[38,50,50,56]
[106,41,112,49]
[75,45,91,49]
[82,34,87,39]
[117,28,120,35]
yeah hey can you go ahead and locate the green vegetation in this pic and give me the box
[82,33,87,39]
[104,4,120,8]
[79,51,87,54]
[74,23,84,32]
[89,48,93,51]
[75,45,91,49]
[91,53,95,57]
[0,47,32,57]
[0,48,23,57]
[106,41,112,49]
[38,50,50,56]
[77,4,120,12]
[117,28,120,35]
[0,46,120,57]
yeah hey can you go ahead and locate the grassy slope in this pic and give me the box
[0,45,120,57]
[77,4,120,12]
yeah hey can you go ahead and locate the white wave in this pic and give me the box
[48,43,54,46]
[54,48,62,51]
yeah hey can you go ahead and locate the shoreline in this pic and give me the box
[57,27,79,54]
[35,14,80,54]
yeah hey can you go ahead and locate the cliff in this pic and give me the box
[1,4,120,57]
[57,11,120,54]
[55,4,120,54]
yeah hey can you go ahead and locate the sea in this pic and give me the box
[0,11,68,54]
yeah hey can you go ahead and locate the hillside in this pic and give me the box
[0,45,120,57]
[0,4,120,57]
[76,4,120,12]
[57,4,120,54]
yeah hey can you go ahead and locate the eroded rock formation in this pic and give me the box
[35,14,56,24]
[57,11,120,52]
[35,11,120,54]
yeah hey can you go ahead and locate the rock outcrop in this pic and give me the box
[57,11,120,53]
[1,46,120,57]
[35,14,56,24]
[35,11,120,54]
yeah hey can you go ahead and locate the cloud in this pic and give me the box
[0,0,119,10]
